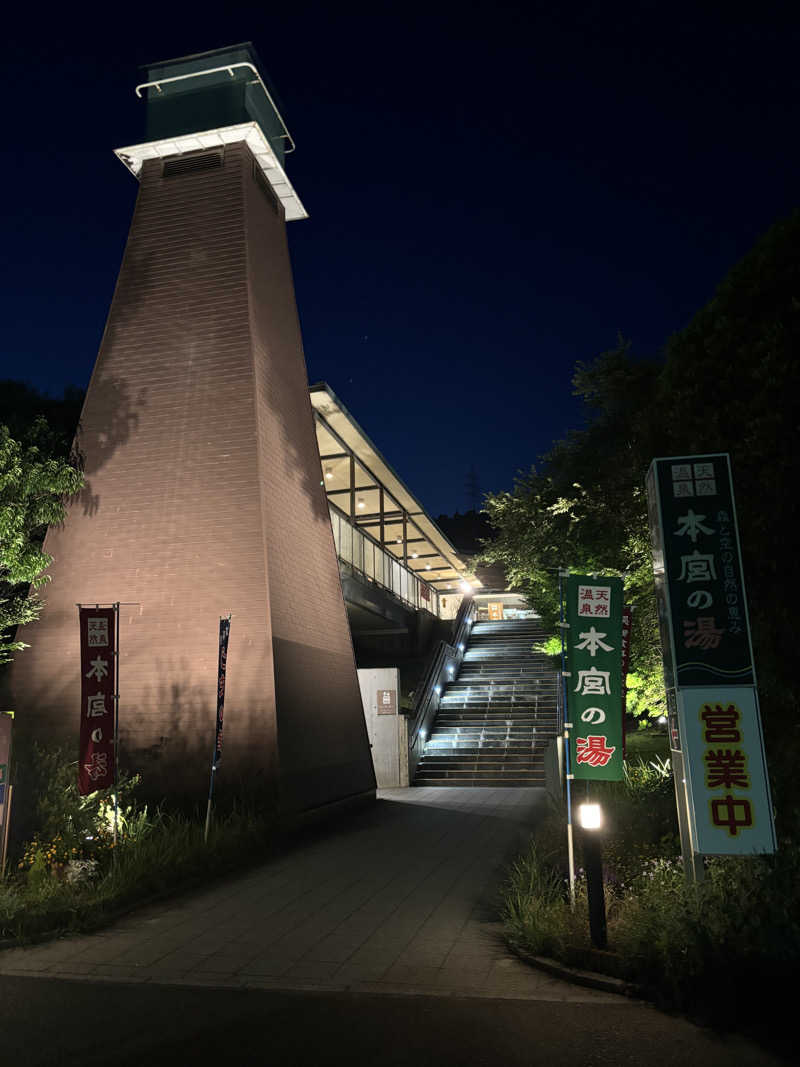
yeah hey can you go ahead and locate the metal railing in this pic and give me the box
[135,61,296,154]
[329,504,441,618]
[407,595,478,782]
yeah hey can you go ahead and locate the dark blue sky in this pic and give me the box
[2,4,798,516]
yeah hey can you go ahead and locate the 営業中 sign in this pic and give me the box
[677,687,775,855]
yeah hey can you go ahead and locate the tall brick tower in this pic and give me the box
[3,45,376,813]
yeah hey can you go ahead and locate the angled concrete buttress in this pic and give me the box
[1,44,376,813]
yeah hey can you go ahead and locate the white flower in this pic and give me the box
[65,859,99,885]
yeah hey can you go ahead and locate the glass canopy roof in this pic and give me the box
[311,383,480,596]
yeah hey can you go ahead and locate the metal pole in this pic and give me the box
[559,569,576,904]
[1,785,12,879]
[204,766,216,844]
[582,825,607,949]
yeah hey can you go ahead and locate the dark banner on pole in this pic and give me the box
[78,607,116,795]
[0,712,12,875]
[214,617,231,766]
[621,606,632,758]
[0,713,11,816]
[565,575,624,781]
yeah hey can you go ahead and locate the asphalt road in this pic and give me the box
[0,975,787,1067]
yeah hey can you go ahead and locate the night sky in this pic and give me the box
[3,5,798,517]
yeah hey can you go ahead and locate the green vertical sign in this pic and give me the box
[565,574,624,781]
[646,454,754,689]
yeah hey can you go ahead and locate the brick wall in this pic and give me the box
[2,143,375,811]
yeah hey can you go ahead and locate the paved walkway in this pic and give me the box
[0,787,617,1002]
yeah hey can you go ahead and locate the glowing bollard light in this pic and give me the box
[579,803,602,830]
[578,802,607,950]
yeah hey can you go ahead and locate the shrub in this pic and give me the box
[12,743,146,880]
[500,840,589,964]
[502,767,799,1045]
[0,745,276,943]
[609,848,800,1030]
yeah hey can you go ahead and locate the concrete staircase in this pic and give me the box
[414,619,559,786]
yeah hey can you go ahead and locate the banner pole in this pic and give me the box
[559,569,576,905]
[204,766,216,844]
[1,786,12,879]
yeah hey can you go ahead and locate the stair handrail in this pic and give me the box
[407,595,477,781]
[450,590,477,655]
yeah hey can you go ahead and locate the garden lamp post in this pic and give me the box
[579,802,607,950]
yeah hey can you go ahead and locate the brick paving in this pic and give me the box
[0,788,619,1002]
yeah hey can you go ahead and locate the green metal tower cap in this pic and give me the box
[115,41,307,221]
[137,42,294,166]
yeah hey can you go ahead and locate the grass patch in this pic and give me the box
[625,729,670,761]
[502,838,589,965]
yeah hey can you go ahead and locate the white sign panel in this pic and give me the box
[677,686,776,855]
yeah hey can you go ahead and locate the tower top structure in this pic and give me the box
[115,42,307,220]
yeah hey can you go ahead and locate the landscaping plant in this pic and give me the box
[500,751,799,1041]
[0,743,276,943]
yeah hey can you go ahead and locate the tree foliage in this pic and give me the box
[484,343,666,718]
[0,412,84,663]
[483,209,800,819]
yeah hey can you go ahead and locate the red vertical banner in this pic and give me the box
[78,607,117,796]
[620,606,632,759]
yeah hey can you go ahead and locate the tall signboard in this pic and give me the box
[565,574,624,781]
[647,454,775,862]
